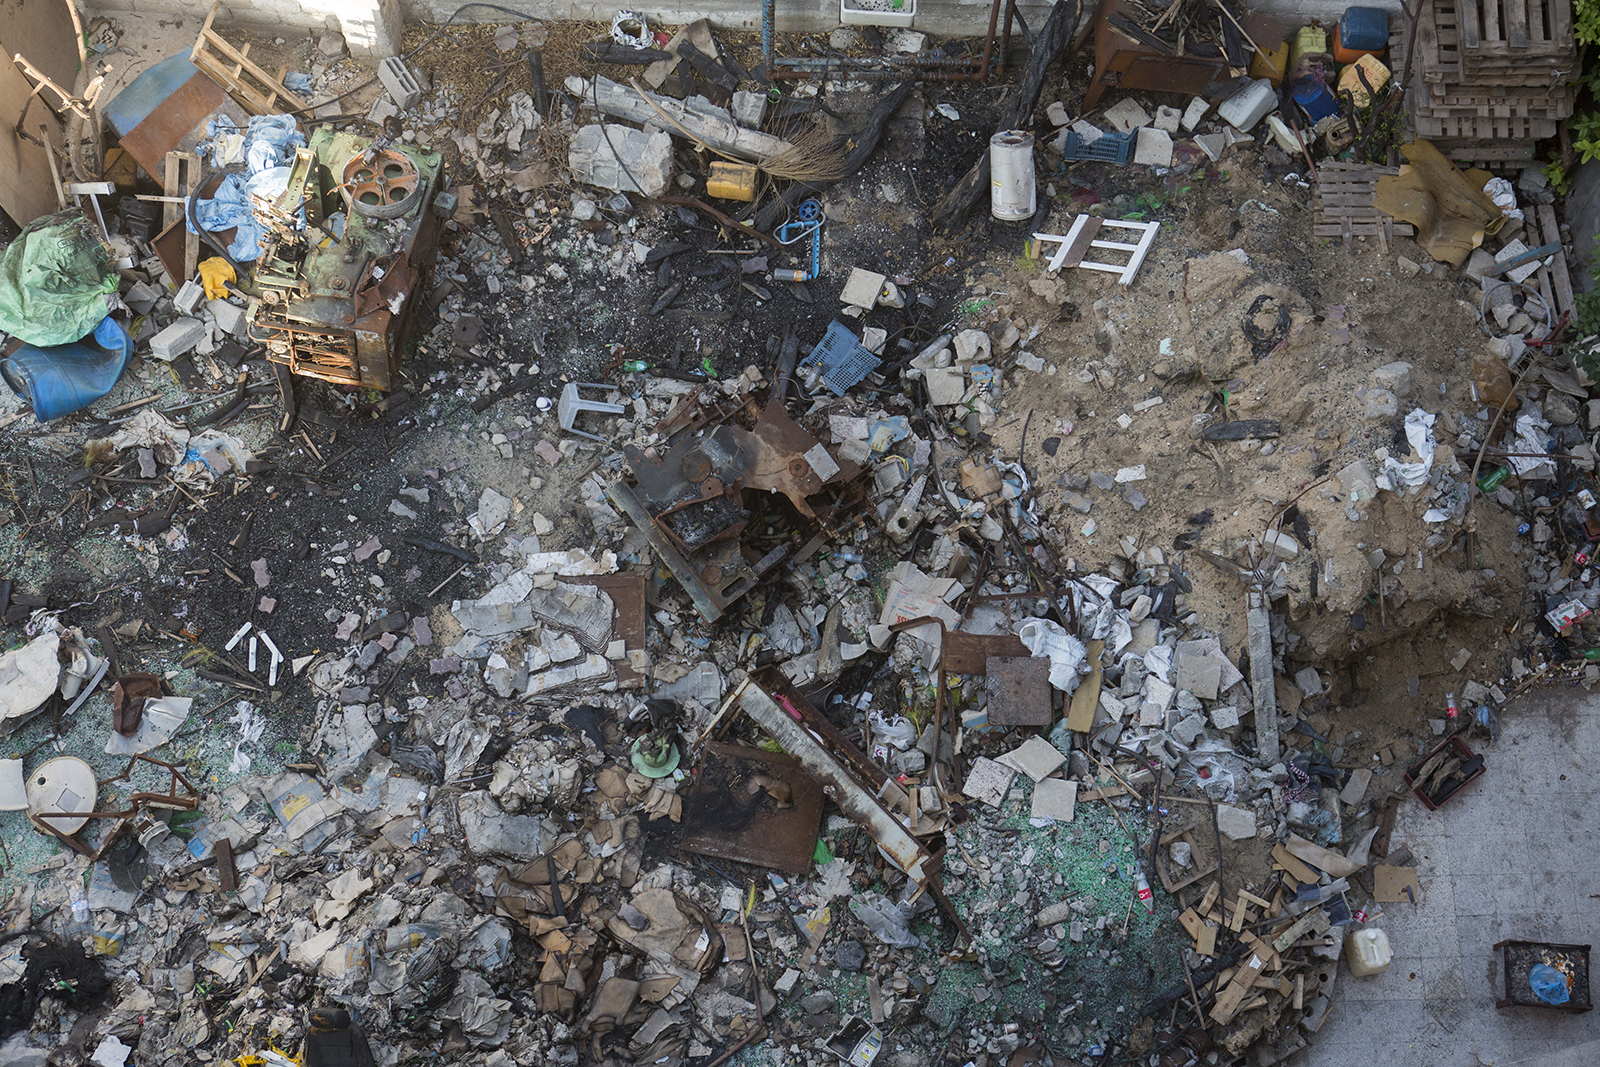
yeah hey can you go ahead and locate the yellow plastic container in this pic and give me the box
[1250,41,1290,85]
[707,162,758,202]
[1337,53,1391,107]
[1345,928,1393,977]
[1289,25,1329,72]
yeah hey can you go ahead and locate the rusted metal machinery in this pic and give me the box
[247,127,447,391]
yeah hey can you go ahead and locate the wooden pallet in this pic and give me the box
[1416,113,1560,139]
[1416,91,1574,121]
[1457,0,1573,56]
[1313,164,1416,251]
[1431,137,1542,160]
[1529,201,1574,318]
[190,1,310,116]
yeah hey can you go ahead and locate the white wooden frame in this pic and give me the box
[1033,215,1161,285]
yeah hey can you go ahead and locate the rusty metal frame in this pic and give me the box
[31,755,201,862]
[678,742,825,875]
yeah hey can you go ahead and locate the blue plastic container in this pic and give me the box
[1294,81,1341,123]
[0,316,132,420]
[1339,7,1391,52]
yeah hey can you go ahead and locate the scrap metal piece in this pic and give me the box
[984,656,1053,726]
[611,398,860,622]
[679,742,824,875]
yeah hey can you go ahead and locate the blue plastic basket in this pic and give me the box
[804,320,880,395]
[1062,129,1134,165]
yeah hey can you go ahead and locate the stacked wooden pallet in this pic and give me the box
[1312,162,1417,251]
[1405,0,1576,160]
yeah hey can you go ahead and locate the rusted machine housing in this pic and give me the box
[247,128,445,391]
[608,398,864,623]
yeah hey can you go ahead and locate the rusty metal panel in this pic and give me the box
[985,656,1054,726]
[118,73,227,180]
[940,631,1028,674]
[678,742,824,875]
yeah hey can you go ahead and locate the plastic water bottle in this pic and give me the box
[1445,692,1459,720]
[1134,870,1154,913]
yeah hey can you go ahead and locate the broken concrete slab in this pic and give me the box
[1133,127,1173,167]
[568,124,673,196]
[1030,778,1078,822]
[1215,803,1258,840]
[962,756,1015,807]
[1103,98,1152,132]
[997,735,1068,781]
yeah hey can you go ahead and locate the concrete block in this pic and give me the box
[207,299,248,338]
[1372,360,1413,397]
[1365,388,1398,418]
[1210,704,1240,730]
[1103,98,1152,132]
[125,280,162,315]
[1153,105,1182,133]
[342,0,403,59]
[1463,248,1498,284]
[568,124,673,197]
[1176,653,1223,699]
[1046,101,1070,126]
[1339,767,1372,805]
[1194,133,1226,162]
[732,90,766,128]
[840,267,887,310]
[378,55,422,108]
[1263,529,1299,560]
[1069,118,1103,143]
[149,317,205,361]
[1134,127,1173,167]
[174,279,204,316]
[1181,96,1210,131]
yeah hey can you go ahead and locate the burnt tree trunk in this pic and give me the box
[931,0,1087,234]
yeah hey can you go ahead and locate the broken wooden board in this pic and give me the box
[1065,638,1104,731]
[1270,907,1330,953]
[190,2,310,115]
[1210,943,1271,1024]
[1373,864,1422,903]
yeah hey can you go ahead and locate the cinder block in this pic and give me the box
[149,317,205,361]
[378,56,422,108]
[207,299,249,338]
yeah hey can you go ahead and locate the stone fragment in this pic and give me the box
[1372,360,1413,397]
[1133,127,1173,167]
[1103,98,1152,132]
[1365,388,1398,418]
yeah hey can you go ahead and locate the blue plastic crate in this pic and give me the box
[1062,129,1134,165]
[804,320,880,395]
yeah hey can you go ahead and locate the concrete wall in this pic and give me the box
[86,0,1396,58]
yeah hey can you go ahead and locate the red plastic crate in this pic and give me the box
[1404,735,1483,811]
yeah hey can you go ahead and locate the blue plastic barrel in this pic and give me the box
[1339,7,1391,51]
[0,316,132,420]
[1294,81,1341,123]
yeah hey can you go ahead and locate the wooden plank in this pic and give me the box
[1272,843,1318,885]
[1538,203,1574,312]
[1483,0,1499,48]
[1459,0,1481,46]
[1196,923,1217,956]
[1059,216,1105,269]
[1197,880,1220,915]
[1210,947,1270,1024]
[1066,639,1103,732]
[1179,907,1203,939]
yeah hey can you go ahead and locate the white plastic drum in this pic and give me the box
[989,130,1037,222]
[26,756,97,837]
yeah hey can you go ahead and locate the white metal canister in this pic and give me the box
[989,130,1036,221]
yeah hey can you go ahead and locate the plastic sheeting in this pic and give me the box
[1373,139,1505,267]
[0,212,119,347]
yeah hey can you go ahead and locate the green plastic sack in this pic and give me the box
[0,210,119,347]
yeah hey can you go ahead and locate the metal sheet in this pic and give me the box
[678,742,824,875]
[117,73,227,180]
[939,631,1029,674]
[985,656,1054,726]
